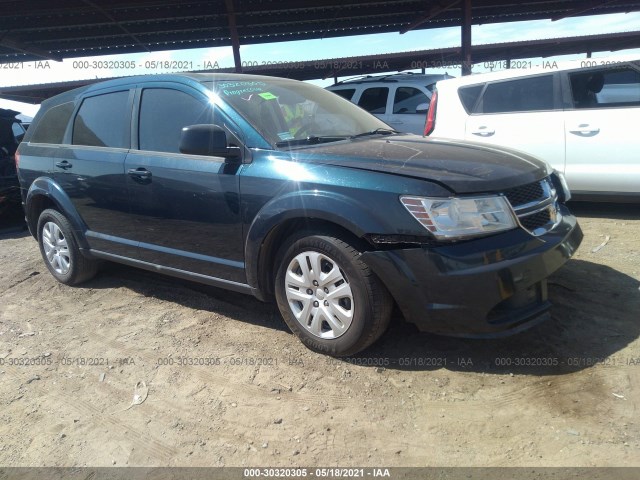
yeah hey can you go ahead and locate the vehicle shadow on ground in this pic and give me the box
[86,261,289,333]
[85,256,639,377]
[0,217,29,240]
[364,258,640,375]
[0,202,26,232]
[0,226,29,239]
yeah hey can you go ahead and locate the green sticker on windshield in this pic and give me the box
[259,92,277,100]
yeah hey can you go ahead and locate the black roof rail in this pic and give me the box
[333,71,422,85]
[331,71,450,86]
[332,74,378,85]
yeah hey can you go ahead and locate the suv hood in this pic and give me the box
[0,108,20,119]
[291,135,550,194]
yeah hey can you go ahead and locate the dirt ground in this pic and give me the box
[0,202,639,468]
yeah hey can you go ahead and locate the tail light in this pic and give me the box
[14,151,20,169]
[423,90,438,136]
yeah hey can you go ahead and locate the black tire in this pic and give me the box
[37,208,98,285]
[275,232,393,357]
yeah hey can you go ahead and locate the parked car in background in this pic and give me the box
[18,113,33,131]
[0,108,25,219]
[18,73,581,356]
[426,58,640,201]
[326,72,453,134]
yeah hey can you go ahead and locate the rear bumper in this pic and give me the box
[362,205,583,337]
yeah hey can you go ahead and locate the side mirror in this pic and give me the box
[416,102,430,113]
[179,124,242,161]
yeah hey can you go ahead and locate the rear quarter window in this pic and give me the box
[330,89,356,101]
[11,122,25,141]
[457,84,484,113]
[29,101,75,144]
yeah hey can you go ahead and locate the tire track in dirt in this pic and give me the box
[0,271,40,293]
[2,366,177,462]
[89,374,288,451]
[90,331,352,408]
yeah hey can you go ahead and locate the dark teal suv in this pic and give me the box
[17,73,582,356]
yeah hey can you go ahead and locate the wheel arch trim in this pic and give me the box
[26,177,90,249]
[244,190,388,299]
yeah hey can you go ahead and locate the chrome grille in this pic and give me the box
[503,181,544,208]
[503,177,560,236]
[520,209,552,231]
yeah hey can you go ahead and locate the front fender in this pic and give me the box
[244,189,390,294]
[26,177,89,249]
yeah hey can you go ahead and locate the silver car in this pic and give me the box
[327,73,452,135]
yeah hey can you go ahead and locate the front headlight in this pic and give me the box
[400,195,517,240]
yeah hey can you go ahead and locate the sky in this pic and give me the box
[1,11,639,118]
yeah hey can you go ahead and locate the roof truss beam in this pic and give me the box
[0,35,62,61]
[400,0,461,34]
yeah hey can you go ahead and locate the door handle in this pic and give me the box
[569,124,600,137]
[55,160,73,169]
[388,120,404,124]
[471,126,495,137]
[128,168,152,183]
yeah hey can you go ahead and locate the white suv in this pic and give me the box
[327,73,452,134]
[427,58,640,200]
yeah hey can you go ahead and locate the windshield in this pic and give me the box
[207,78,390,147]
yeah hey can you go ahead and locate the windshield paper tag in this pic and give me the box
[218,81,266,96]
[259,92,277,100]
[277,132,294,140]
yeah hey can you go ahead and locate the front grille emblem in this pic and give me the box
[504,177,561,236]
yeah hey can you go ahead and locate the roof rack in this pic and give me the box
[333,71,418,85]
[332,71,450,85]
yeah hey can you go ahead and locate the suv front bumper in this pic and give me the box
[361,204,583,336]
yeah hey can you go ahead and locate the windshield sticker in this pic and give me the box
[259,92,278,100]
[218,81,267,96]
[277,132,295,141]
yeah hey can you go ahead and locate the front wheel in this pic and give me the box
[275,233,392,356]
[37,209,98,285]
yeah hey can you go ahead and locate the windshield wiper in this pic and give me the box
[350,128,400,139]
[275,135,349,147]
[275,129,399,147]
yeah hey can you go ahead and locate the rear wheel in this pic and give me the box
[37,209,98,285]
[275,233,392,356]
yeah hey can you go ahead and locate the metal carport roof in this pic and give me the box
[1,0,640,64]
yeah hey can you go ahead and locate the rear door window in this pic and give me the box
[478,75,554,113]
[72,91,130,148]
[357,87,389,114]
[392,87,429,114]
